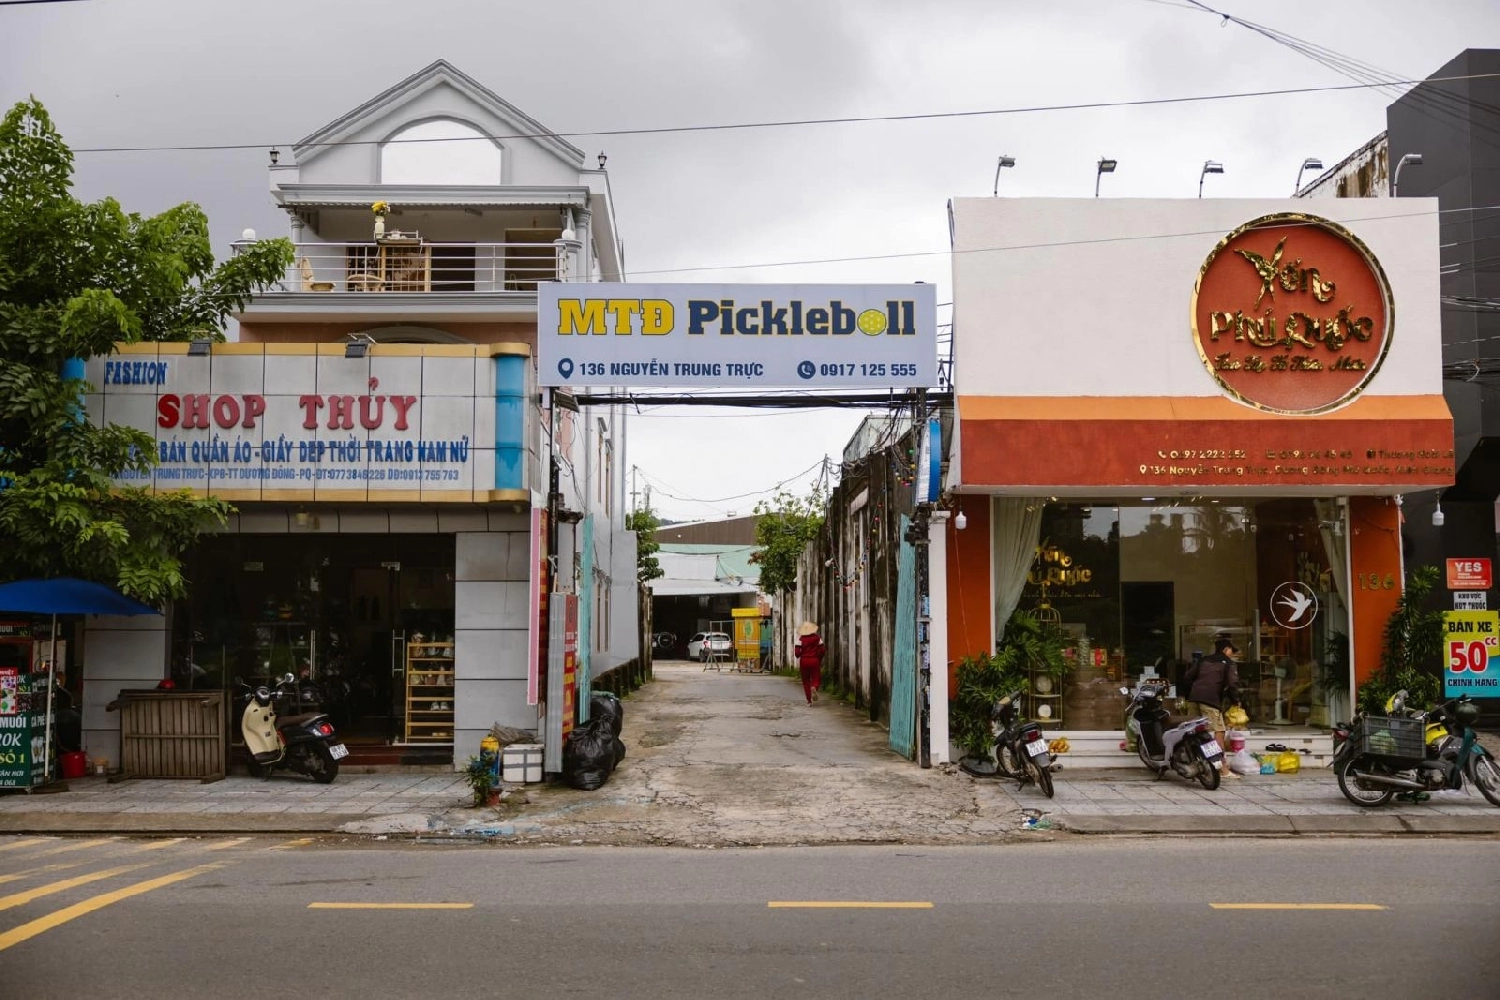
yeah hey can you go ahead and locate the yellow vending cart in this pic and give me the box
[731,608,764,672]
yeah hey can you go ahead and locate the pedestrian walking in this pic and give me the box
[795,621,825,705]
[1183,637,1241,778]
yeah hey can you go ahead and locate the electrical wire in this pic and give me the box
[65,73,1500,155]
[635,457,826,508]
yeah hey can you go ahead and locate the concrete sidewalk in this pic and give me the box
[2,663,1496,840]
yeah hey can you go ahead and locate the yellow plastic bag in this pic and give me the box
[1275,751,1301,774]
[1224,706,1249,729]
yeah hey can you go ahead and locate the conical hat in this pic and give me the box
[797,621,819,637]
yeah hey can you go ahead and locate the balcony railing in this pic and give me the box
[250,238,571,295]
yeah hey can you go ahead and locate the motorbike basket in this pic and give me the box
[1348,715,1426,766]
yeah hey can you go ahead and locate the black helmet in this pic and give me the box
[1454,698,1481,727]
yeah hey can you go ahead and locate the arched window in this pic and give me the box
[380,119,501,185]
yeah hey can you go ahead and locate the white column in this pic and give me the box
[928,510,951,763]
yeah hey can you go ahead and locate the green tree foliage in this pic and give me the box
[624,505,664,582]
[1357,564,1444,714]
[950,609,1071,761]
[0,99,294,602]
[751,486,826,595]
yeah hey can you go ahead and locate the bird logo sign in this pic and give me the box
[1270,581,1320,630]
[1192,213,1393,415]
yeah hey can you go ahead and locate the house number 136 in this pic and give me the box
[1357,573,1395,590]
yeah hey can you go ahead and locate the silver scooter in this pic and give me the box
[1121,680,1223,789]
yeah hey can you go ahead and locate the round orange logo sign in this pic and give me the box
[1191,213,1393,414]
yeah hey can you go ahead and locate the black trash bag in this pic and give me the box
[562,719,615,790]
[591,691,624,737]
[611,736,626,767]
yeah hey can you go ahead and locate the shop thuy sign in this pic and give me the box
[1192,214,1393,415]
[537,283,937,389]
[1446,558,1492,590]
[1442,609,1500,697]
[84,344,532,503]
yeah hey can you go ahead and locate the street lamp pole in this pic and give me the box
[992,154,1016,196]
[1095,157,1117,197]
[1198,160,1224,198]
[1393,152,1423,196]
[1293,156,1323,196]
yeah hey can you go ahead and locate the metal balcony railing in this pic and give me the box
[246,239,570,294]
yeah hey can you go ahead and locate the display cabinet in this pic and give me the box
[404,640,454,744]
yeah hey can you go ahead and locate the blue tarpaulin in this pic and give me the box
[0,578,160,617]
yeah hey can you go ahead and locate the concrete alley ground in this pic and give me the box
[1,662,1497,841]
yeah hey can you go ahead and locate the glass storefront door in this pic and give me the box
[1004,499,1350,731]
[173,533,456,742]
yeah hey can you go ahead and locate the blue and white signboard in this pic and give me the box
[538,283,937,389]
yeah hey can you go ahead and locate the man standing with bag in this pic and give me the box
[1183,637,1240,779]
[795,621,825,706]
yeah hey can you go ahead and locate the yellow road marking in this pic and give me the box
[270,838,314,851]
[135,838,187,851]
[0,864,222,953]
[27,838,117,857]
[0,865,147,913]
[307,903,474,910]
[1211,903,1388,911]
[768,901,934,909]
[204,838,251,851]
[0,863,82,886]
[0,838,53,853]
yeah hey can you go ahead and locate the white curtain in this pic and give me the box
[993,497,1045,642]
[1314,498,1349,604]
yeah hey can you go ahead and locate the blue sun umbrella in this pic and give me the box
[0,578,161,782]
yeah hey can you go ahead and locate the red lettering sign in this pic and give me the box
[1447,559,1493,590]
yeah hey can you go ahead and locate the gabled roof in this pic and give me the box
[292,59,585,169]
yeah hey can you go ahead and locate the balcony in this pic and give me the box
[235,237,577,323]
[279,236,569,294]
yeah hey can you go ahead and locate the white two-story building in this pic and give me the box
[81,61,638,770]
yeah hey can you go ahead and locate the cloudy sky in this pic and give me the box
[4,0,1499,521]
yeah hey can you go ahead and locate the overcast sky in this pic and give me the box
[4,0,1499,522]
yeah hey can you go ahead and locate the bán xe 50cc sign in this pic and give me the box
[538,283,937,389]
[1192,213,1394,415]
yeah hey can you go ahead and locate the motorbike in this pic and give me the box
[1121,680,1223,789]
[239,674,347,783]
[1333,690,1500,808]
[988,689,1056,797]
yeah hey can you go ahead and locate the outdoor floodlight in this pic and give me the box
[992,154,1017,196]
[1294,156,1323,194]
[1198,160,1224,198]
[1095,157,1117,197]
[1394,153,1423,195]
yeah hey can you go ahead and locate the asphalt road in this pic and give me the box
[1,835,1496,999]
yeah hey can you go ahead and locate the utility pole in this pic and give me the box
[630,464,640,512]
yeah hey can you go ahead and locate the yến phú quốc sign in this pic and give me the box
[1192,213,1393,415]
[1442,610,1500,698]
[537,283,937,389]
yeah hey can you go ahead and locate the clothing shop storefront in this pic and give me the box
[944,198,1454,736]
[78,342,543,767]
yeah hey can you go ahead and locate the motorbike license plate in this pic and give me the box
[1200,740,1223,758]
[1025,739,1049,757]
[327,743,349,760]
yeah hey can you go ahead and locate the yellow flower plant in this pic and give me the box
[371,201,390,216]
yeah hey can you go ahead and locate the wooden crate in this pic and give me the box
[112,690,226,782]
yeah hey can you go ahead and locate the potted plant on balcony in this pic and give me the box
[371,201,389,239]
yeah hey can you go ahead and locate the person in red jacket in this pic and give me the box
[795,621,825,705]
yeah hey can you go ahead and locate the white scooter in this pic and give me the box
[1122,680,1223,790]
[240,674,347,783]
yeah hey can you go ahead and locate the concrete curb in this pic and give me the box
[0,813,369,834]
[1057,813,1500,836]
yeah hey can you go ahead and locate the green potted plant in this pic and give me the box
[949,609,1072,762]
[1357,564,1443,715]
[464,755,498,807]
